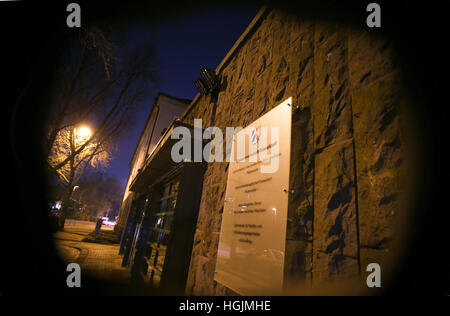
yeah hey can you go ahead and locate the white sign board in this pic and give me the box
[214,97,292,295]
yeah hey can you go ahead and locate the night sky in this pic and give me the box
[105,3,260,192]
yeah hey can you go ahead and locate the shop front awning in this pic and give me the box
[129,120,203,193]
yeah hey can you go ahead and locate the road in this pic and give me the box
[53,220,130,285]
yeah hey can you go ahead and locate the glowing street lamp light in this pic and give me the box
[74,126,92,144]
[76,126,91,138]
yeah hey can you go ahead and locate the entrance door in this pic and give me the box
[144,178,179,287]
[132,162,206,293]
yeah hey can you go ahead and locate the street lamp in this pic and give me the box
[74,126,92,145]
[77,126,91,138]
[72,186,80,202]
[72,185,79,198]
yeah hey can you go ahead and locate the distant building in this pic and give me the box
[116,7,414,295]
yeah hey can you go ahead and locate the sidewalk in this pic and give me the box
[53,220,130,285]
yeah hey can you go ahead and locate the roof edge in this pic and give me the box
[129,92,192,167]
[180,5,269,121]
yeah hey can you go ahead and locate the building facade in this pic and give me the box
[115,93,190,257]
[116,7,416,295]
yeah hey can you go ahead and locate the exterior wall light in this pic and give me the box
[194,67,219,96]
[194,78,208,95]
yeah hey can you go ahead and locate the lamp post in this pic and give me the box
[72,185,80,202]
[58,126,93,230]
[73,185,83,203]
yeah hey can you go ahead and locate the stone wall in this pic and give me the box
[183,8,410,295]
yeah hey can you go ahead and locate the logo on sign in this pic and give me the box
[251,126,261,144]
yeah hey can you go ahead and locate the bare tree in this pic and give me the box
[45,26,157,171]
[49,125,112,228]
[45,26,158,229]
